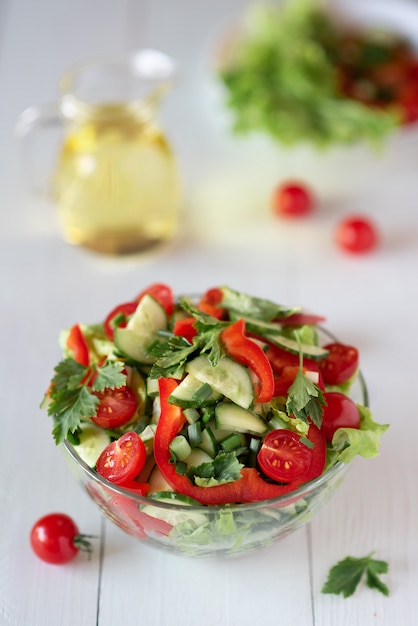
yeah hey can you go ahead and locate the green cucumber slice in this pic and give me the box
[72,422,111,467]
[265,334,329,359]
[114,294,167,364]
[185,355,253,409]
[168,373,222,408]
[185,447,213,469]
[215,402,268,436]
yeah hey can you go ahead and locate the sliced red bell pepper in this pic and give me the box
[154,378,303,505]
[172,317,197,343]
[198,287,226,320]
[221,319,274,403]
[66,324,89,366]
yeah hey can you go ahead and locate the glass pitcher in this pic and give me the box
[16,49,182,256]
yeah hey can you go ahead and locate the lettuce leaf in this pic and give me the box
[331,405,389,464]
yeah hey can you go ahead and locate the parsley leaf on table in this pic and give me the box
[322,553,390,598]
[47,358,127,445]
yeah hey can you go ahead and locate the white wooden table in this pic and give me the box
[1,0,418,624]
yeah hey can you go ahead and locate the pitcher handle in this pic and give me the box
[15,102,64,195]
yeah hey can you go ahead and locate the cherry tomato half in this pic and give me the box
[318,342,359,385]
[30,513,81,564]
[96,432,147,485]
[335,215,378,254]
[104,301,138,340]
[136,283,174,316]
[91,386,137,429]
[258,430,313,482]
[66,324,89,366]
[321,391,361,442]
[272,181,314,218]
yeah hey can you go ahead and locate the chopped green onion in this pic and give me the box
[169,435,192,461]
[184,408,200,424]
[188,422,202,447]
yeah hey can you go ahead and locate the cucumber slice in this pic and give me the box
[143,491,208,527]
[241,316,284,335]
[168,373,222,408]
[185,447,213,469]
[148,465,174,494]
[265,334,329,360]
[185,355,254,409]
[114,294,167,364]
[199,427,217,457]
[72,422,111,467]
[215,403,268,436]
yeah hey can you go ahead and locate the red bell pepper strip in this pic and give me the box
[66,324,89,366]
[154,378,305,505]
[198,287,226,320]
[221,319,274,403]
[172,317,197,343]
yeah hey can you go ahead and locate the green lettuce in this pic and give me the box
[331,405,389,464]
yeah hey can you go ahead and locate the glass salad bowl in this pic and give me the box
[44,285,386,559]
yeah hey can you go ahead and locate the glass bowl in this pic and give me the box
[62,328,368,559]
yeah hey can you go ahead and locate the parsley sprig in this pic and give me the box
[286,334,326,428]
[47,358,127,445]
[149,299,227,379]
[322,553,390,597]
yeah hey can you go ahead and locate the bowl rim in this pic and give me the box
[63,324,368,513]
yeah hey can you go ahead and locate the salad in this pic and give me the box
[218,0,418,147]
[44,283,387,514]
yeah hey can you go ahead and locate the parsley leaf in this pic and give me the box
[148,301,227,378]
[47,357,127,444]
[286,369,325,427]
[322,553,389,598]
[189,452,244,487]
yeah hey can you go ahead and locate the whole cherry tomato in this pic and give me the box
[30,513,93,564]
[272,181,314,218]
[321,392,361,442]
[335,215,378,254]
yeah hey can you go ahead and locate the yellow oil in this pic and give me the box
[53,104,181,255]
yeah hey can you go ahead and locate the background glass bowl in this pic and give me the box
[62,329,368,558]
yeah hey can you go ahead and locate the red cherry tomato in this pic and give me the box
[258,430,312,482]
[96,432,147,485]
[91,386,137,429]
[104,301,138,340]
[66,324,89,366]
[272,182,314,218]
[321,391,361,442]
[318,342,359,385]
[30,513,85,565]
[335,215,378,254]
[136,283,174,316]
[258,426,325,483]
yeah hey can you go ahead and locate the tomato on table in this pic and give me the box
[104,301,138,340]
[321,391,361,442]
[30,513,92,565]
[272,181,314,218]
[335,215,378,254]
[66,324,89,366]
[318,342,359,385]
[91,386,137,429]
[96,431,147,485]
[136,283,174,316]
[257,424,326,483]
